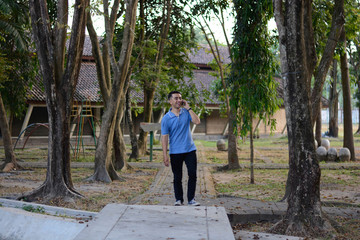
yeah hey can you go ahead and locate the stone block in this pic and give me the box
[216,139,227,151]
[327,147,338,162]
[316,146,327,162]
[321,139,330,150]
[339,147,351,162]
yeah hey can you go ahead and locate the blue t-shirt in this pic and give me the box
[161,108,196,154]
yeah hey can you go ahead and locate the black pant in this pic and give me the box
[170,150,197,203]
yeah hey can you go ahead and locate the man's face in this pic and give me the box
[169,93,183,109]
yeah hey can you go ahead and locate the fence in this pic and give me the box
[321,109,359,124]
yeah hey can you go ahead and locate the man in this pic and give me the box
[161,91,201,206]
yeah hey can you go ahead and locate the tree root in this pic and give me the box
[1,162,23,172]
[216,164,243,171]
[86,166,113,183]
[17,182,84,203]
[269,215,336,238]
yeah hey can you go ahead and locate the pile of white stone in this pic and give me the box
[315,139,351,162]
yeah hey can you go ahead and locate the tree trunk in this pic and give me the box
[113,97,129,171]
[271,0,333,237]
[249,110,254,184]
[227,105,240,169]
[137,87,154,155]
[89,0,138,182]
[310,0,345,125]
[197,15,240,170]
[329,60,339,137]
[137,0,172,156]
[315,102,322,145]
[20,0,88,202]
[339,29,355,161]
[126,90,139,160]
[0,93,19,171]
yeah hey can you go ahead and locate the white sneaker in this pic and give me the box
[188,199,200,206]
[174,200,182,206]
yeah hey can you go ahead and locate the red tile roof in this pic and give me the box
[28,36,328,107]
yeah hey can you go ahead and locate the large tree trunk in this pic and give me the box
[126,90,139,160]
[329,60,339,137]
[271,0,333,237]
[113,97,129,171]
[89,0,138,182]
[0,93,19,171]
[339,29,355,161]
[227,105,240,169]
[315,102,322,145]
[137,0,172,156]
[20,0,88,202]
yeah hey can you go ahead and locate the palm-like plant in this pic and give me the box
[0,0,34,172]
[0,0,30,51]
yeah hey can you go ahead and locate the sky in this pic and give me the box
[68,1,277,45]
[68,0,235,44]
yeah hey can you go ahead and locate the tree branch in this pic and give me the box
[311,0,344,125]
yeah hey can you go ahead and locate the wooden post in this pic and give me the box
[20,104,34,140]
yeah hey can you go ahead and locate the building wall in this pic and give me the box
[205,109,228,135]
[255,108,287,135]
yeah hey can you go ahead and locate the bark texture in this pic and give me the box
[87,0,138,182]
[315,102,322,145]
[126,90,139,160]
[0,93,19,171]
[272,0,334,237]
[328,60,339,137]
[227,106,240,169]
[339,29,355,160]
[20,0,88,201]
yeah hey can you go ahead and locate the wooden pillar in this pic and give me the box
[20,104,34,139]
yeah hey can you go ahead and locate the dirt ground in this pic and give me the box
[0,167,158,212]
[1,143,360,239]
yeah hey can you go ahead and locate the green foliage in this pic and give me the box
[191,0,230,19]
[129,0,211,113]
[0,0,37,118]
[313,0,334,56]
[22,205,45,214]
[0,0,29,50]
[229,0,281,137]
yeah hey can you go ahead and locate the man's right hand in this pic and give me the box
[163,155,170,167]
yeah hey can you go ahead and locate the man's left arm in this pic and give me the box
[182,100,200,124]
[188,109,200,125]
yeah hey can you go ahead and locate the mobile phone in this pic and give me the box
[182,101,185,106]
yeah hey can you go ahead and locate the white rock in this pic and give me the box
[339,148,351,162]
[321,139,330,150]
[216,139,227,151]
[316,146,327,162]
[327,147,338,162]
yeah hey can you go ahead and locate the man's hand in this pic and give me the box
[163,155,170,167]
[161,134,170,167]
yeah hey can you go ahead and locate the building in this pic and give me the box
[10,37,327,144]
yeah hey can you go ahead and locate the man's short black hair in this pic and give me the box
[168,91,181,100]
